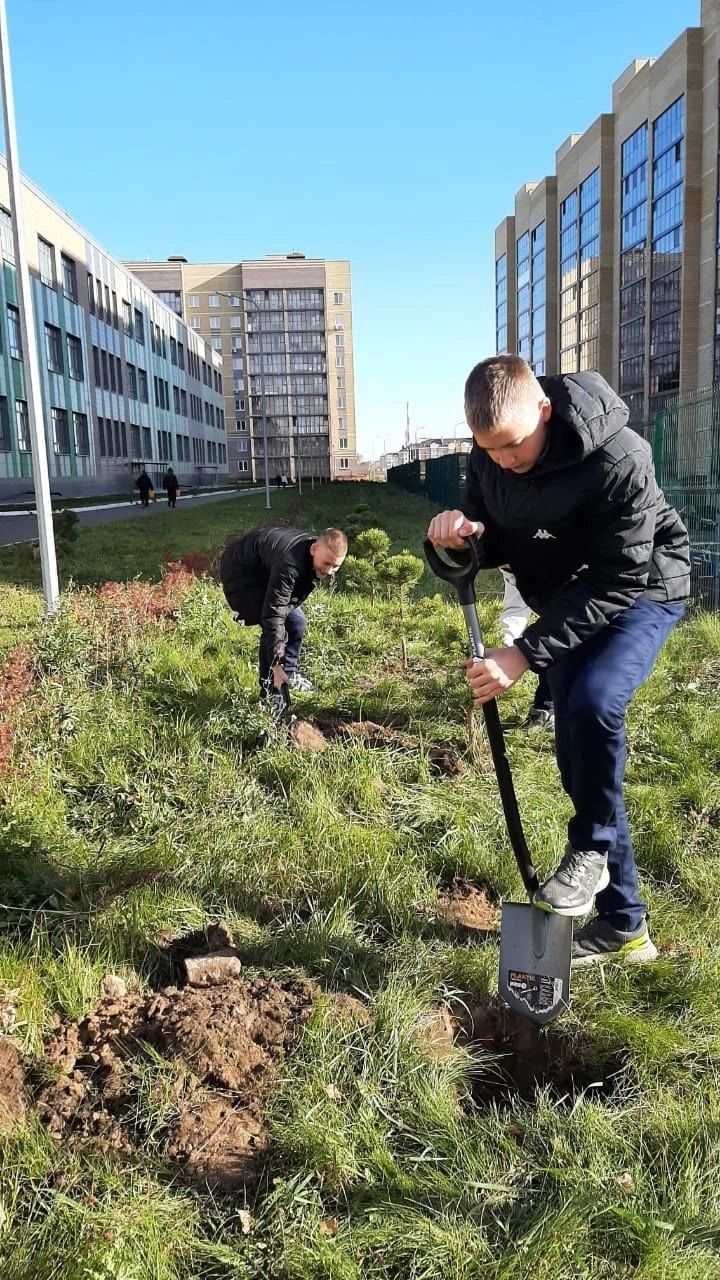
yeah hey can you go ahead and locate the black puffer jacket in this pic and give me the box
[220,527,318,658]
[459,372,690,670]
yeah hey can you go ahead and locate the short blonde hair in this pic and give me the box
[465,355,544,434]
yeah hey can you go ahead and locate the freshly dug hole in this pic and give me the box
[452,994,626,1104]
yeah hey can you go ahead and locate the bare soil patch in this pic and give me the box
[436,881,500,933]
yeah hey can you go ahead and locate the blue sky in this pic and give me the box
[8,0,696,458]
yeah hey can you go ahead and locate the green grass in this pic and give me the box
[0,483,719,1279]
[0,482,452,591]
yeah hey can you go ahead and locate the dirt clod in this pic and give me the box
[289,720,328,752]
[34,973,317,1187]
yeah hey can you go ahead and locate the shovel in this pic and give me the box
[423,538,571,1024]
[269,679,297,728]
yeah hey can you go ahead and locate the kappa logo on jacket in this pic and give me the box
[532,528,556,540]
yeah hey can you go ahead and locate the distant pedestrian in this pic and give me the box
[163,467,179,509]
[135,470,153,508]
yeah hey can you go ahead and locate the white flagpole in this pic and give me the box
[0,0,59,612]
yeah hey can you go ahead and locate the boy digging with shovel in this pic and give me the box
[428,356,689,966]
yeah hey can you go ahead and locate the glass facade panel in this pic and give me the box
[650,96,684,404]
[557,167,599,377]
[620,123,649,418]
[495,252,508,353]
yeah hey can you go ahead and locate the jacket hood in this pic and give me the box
[535,371,630,472]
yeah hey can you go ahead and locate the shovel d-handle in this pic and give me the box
[423,536,540,901]
[422,538,479,607]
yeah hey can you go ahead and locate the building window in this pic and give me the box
[190,316,200,330]
[339,457,349,469]
[648,98,684,410]
[0,397,9,450]
[122,300,134,337]
[188,295,199,307]
[52,407,70,454]
[211,336,222,350]
[208,294,219,308]
[61,254,77,302]
[237,459,249,473]
[230,316,242,329]
[209,316,221,329]
[619,122,649,420]
[495,253,508,354]
[138,368,148,402]
[333,291,343,305]
[67,333,84,380]
[38,237,55,287]
[334,315,344,329]
[0,207,14,263]
[134,309,145,344]
[74,412,90,455]
[15,399,29,451]
[7,305,21,359]
[339,436,348,449]
[45,324,63,374]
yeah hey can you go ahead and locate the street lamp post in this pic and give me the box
[218,290,271,509]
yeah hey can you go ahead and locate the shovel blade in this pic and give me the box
[498,902,572,1025]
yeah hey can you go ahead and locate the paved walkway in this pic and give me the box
[0,486,275,547]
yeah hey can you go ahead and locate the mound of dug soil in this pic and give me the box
[34,973,316,1188]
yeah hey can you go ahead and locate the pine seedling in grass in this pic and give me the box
[380,551,425,669]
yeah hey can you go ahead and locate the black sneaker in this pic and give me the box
[572,917,658,967]
[523,707,555,733]
[533,844,610,917]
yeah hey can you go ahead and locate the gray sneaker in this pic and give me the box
[533,844,610,917]
[572,916,658,967]
[288,673,313,693]
[523,707,555,733]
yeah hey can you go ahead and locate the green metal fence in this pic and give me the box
[389,386,720,608]
[635,386,720,609]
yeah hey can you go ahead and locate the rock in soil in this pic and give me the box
[0,1036,25,1132]
[184,951,243,987]
[34,973,317,1187]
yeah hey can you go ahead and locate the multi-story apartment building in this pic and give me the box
[494,0,720,425]
[126,254,358,483]
[0,161,226,501]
